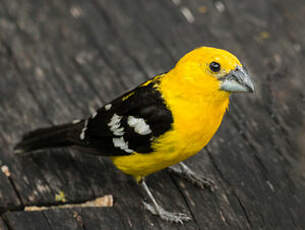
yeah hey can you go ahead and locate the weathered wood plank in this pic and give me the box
[3,211,53,230]
[0,172,21,213]
[0,0,304,229]
[3,207,199,230]
[0,218,8,230]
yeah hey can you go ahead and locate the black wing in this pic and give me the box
[80,77,173,156]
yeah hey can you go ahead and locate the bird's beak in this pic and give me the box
[220,66,255,93]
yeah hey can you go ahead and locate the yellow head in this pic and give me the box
[168,47,254,99]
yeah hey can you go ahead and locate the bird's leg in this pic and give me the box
[168,162,216,191]
[141,180,191,224]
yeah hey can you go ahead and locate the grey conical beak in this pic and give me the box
[220,66,255,93]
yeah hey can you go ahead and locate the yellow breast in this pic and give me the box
[111,72,230,180]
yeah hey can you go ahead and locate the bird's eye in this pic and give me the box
[209,62,221,72]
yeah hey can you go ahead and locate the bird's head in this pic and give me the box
[170,47,254,99]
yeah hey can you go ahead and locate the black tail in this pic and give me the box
[14,121,85,154]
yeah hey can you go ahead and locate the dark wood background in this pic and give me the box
[0,0,305,229]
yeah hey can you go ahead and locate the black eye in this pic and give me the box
[209,62,221,72]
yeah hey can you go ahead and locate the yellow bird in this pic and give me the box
[15,47,254,223]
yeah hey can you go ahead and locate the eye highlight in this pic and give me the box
[209,62,221,72]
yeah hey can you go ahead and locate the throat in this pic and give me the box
[172,95,230,148]
[175,93,229,122]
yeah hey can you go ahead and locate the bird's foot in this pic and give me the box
[143,201,191,224]
[168,162,216,192]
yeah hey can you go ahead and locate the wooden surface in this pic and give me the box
[0,0,305,229]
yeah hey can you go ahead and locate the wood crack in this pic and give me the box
[41,212,54,230]
[6,176,24,209]
[232,193,252,229]
[168,173,201,229]
[1,215,14,230]
[23,195,113,211]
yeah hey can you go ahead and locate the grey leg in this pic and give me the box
[141,180,191,224]
[168,162,216,191]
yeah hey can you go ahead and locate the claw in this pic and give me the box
[169,162,217,192]
[143,201,191,224]
[192,175,217,192]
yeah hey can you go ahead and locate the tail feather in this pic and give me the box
[14,121,85,154]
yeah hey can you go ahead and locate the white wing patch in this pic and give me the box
[112,137,134,153]
[72,119,81,124]
[108,113,124,136]
[91,111,98,119]
[127,116,152,135]
[105,104,112,111]
[80,120,88,140]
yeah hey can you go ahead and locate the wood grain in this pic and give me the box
[0,0,304,229]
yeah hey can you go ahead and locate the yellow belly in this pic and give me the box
[110,101,227,182]
[110,141,199,182]
[111,77,230,182]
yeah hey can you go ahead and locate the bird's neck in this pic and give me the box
[158,72,230,150]
[158,71,230,117]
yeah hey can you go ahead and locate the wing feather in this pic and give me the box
[81,77,173,156]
